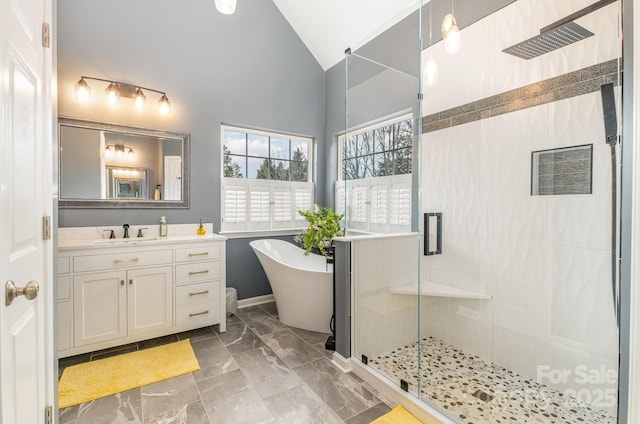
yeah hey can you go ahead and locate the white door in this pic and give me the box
[164,156,182,201]
[0,0,54,422]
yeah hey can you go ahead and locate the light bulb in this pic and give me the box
[104,145,113,157]
[105,82,120,106]
[133,88,146,111]
[444,24,461,54]
[158,94,171,116]
[442,14,461,54]
[128,148,134,159]
[215,0,236,14]
[423,58,439,87]
[75,78,91,102]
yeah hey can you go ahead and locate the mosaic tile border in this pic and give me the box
[369,337,616,424]
[422,59,620,133]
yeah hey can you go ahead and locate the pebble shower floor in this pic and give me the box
[370,337,616,424]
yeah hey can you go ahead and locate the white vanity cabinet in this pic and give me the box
[57,235,226,358]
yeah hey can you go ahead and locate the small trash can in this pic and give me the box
[226,287,238,316]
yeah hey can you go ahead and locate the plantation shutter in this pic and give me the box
[272,185,292,230]
[249,186,270,229]
[369,183,388,225]
[294,185,314,221]
[222,185,248,231]
[389,177,411,227]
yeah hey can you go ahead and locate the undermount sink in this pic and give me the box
[93,236,160,244]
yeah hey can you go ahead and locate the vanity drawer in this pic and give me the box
[58,275,70,300]
[175,245,221,263]
[175,281,220,307]
[74,249,173,273]
[58,257,70,274]
[175,261,220,286]
[175,303,219,327]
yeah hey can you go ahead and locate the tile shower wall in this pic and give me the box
[420,0,619,412]
[351,234,419,359]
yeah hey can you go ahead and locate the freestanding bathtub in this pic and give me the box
[250,239,332,333]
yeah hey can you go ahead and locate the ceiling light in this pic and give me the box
[215,0,236,15]
[75,78,91,102]
[158,94,171,116]
[105,82,120,106]
[133,88,146,111]
[423,2,438,87]
[423,58,439,87]
[442,13,461,54]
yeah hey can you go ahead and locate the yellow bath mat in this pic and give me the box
[58,339,200,408]
[371,405,423,424]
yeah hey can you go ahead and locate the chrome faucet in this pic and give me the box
[123,224,130,238]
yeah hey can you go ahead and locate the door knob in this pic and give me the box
[5,280,39,306]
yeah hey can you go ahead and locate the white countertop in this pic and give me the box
[58,223,226,250]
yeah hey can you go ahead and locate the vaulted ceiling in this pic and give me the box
[271,0,418,70]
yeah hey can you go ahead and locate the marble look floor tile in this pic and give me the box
[344,402,392,424]
[260,329,323,368]
[293,358,380,420]
[198,368,275,424]
[76,389,142,424]
[140,374,201,420]
[190,335,238,381]
[262,383,343,424]
[239,310,288,336]
[288,327,330,346]
[143,399,210,424]
[313,342,335,360]
[259,301,278,317]
[218,321,266,354]
[58,405,79,424]
[138,334,179,351]
[175,326,216,343]
[232,346,303,399]
[224,313,244,325]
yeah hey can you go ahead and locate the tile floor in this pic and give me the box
[58,302,392,424]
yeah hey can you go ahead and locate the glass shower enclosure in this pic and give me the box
[341,1,622,423]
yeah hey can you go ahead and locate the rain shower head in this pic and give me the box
[502,22,594,60]
[502,0,616,60]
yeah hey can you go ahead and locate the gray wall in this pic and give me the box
[57,0,325,299]
[60,126,101,198]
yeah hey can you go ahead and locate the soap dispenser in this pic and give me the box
[197,218,206,236]
[159,216,168,237]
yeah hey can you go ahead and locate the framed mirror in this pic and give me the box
[58,118,190,208]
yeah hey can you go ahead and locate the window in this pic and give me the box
[221,126,313,232]
[339,116,412,180]
[336,115,413,233]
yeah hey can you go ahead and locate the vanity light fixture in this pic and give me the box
[105,144,135,160]
[441,0,461,54]
[215,0,236,14]
[74,76,171,116]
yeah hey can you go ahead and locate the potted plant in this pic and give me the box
[294,204,344,258]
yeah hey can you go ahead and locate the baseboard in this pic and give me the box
[331,352,352,373]
[237,294,275,309]
[349,358,455,424]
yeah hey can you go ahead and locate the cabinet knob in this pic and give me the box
[129,279,133,285]
[120,280,124,286]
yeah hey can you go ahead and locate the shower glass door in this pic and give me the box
[341,0,425,401]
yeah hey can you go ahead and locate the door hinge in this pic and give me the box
[42,23,50,48]
[45,405,53,424]
[43,216,51,240]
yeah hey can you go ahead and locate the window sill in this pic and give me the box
[219,229,304,239]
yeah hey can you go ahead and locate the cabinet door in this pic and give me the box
[127,266,173,335]
[74,271,127,346]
